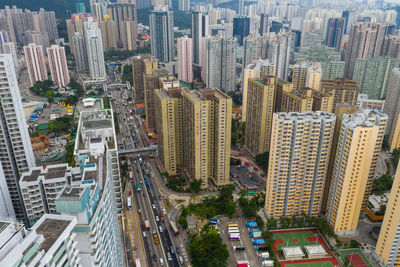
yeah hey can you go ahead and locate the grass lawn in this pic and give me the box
[273,231,317,250]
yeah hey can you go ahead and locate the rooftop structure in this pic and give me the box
[305,245,328,258]
[282,246,304,260]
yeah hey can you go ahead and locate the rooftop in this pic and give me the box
[36,218,71,253]
[282,246,305,257]
[0,221,10,234]
[82,119,112,129]
[59,186,87,200]
[304,245,327,256]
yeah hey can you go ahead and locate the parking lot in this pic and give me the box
[217,215,261,267]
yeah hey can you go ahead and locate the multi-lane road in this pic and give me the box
[110,85,187,267]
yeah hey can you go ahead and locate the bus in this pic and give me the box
[228,230,240,235]
[136,183,141,192]
[170,221,179,235]
[228,224,238,228]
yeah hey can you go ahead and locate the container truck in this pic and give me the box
[253,239,265,245]
[246,222,257,228]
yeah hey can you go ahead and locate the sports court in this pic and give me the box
[271,229,340,267]
[339,248,373,267]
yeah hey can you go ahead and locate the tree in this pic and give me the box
[266,217,277,230]
[190,179,202,194]
[189,229,229,267]
[177,216,188,229]
[65,141,76,167]
[372,174,393,194]
[48,96,54,103]
[230,157,241,165]
[255,151,269,172]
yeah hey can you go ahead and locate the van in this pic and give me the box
[179,256,184,264]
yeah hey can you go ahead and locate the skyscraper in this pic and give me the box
[269,32,292,79]
[326,110,387,235]
[265,112,335,218]
[72,32,89,73]
[319,79,359,112]
[352,57,400,99]
[342,10,355,35]
[23,43,47,85]
[325,18,344,52]
[244,77,276,156]
[107,3,138,50]
[205,36,237,92]
[374,160,400,266]
[344,22,387,78]
[233,16,250,46]
[383,68,400,136]
[259,13,268,36]
[238,0,244,16]
[84,17,106,80]
[179,0,190,11]
[149,6,174,63]
[177,37,193,82]
[242,36,269,70]
[47,45,70,87]
[192,11,209,66]
[132,54,158,100]
[0,54,36,223]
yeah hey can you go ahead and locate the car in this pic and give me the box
[158,195,162,201]
[137,208,141,214]
[142,231,147,238]
[176,247,180,254]
[162,208,167,215]
[152,255,157,261]
[179,256,184,264]
[167,253,172,261]
[159,225,163,232]
[152,204,156,209]
[160,258,164,265]
[244,162,250,166]
[139,180,143,184]
[156,216,159,222]
[170,247,175,254]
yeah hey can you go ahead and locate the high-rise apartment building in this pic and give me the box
[98,16,118,50]
[155,88,184,176]
[242,60,275,122]
[179,0,190,11]
[24,31,50,55]
[0,54,36,223]
[192,11,209,66]
[319,79,360,111]
[0,214,79,266]
[352,57,400,99]
[326,110,387,235]
[205,36,237,92]
[269,32,292,79]
[325,18,344,52]
[259,13,268,36]
[233,16,250,46]
[0,164,14,218]
[149,6,174,63]
[265,112,335,218]
[107,3,138,50]
[24,43,47,85]
[145,69,178,131]
[344,22,387,79]
[381,35,400,59]
[292,62,308,90]
[72,32,89,73]
[47,45,70,87]
[177,37,193,82]
[84,17,106,80]
[1,41,19,75]
[132,54,158,100]
[384,68,400,137]
[374,161,400,266]
[20,164,80,226]
[244,77,276,156]
[242,36,269,70]
[280,87,333,113]
[181,88,232,188]
[307,62,322,90]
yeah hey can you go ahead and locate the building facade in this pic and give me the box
[23,43,47,85]
[0,54,36,223]
[325,18,344,52]
[374,160,400,266]
[319,79,360,112]
[47,45,70,87]
[107,3,138,50]
[244,77,276,156]
[265,112,335,218]
[149,6,174,63]
[326,110,387,235]
[132,54,158,100]
[72,32,89,72]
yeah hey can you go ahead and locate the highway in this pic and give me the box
[110,85,187,267]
